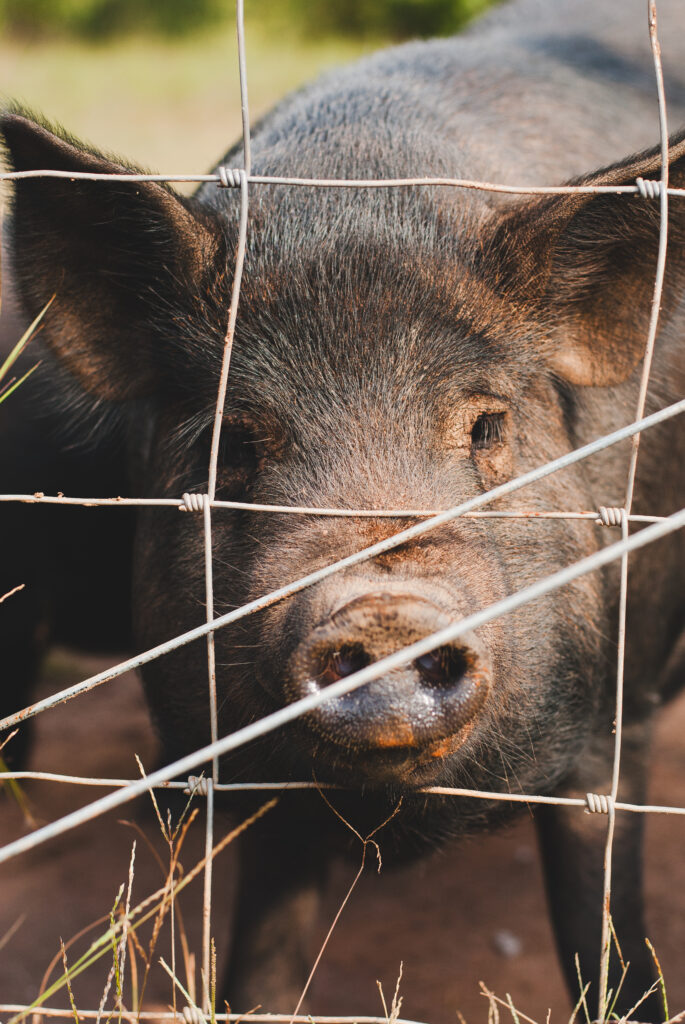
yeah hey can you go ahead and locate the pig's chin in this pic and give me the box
[301,723,477,791]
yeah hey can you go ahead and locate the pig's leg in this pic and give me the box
[222,803,329,1012]
[535,724,659,1019]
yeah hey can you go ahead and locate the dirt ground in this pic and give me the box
[1,649,684,1022]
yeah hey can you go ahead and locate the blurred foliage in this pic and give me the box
[0,0,497,41]
[274,0,496,39]
[0,0,226,39]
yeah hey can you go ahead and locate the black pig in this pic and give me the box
[2,0,685,1014]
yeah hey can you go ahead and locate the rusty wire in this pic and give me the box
[0,0,684,1018]
[0,491,672,522]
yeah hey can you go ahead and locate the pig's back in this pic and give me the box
[204,0,685,195]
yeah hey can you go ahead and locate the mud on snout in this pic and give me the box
[277,584,491,785]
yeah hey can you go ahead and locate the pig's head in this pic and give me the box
[4,110,685,820]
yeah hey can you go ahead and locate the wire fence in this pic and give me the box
[0,0,684,1019]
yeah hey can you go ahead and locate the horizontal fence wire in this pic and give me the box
[0,0,684,1017]
[3,771,685,817]
[0,398,683,737]
[2,166,685,197]
[0,492,672,522]
[0,1010,428,1024]
[1,504,685,868]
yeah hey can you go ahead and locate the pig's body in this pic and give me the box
[2,0,685,1015]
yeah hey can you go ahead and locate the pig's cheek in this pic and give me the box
[472,444,514,488]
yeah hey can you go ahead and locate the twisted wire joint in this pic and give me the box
[585,792,614,815]
[180,492,208,513]
[596,506,626,528]
[217,166,245,188]
[185,775,209,797]
[635,177,662,199]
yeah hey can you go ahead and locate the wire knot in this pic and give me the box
[185,775,209,797]
[180,492,208,513]
[182,1007,206,1024]
[217,166,245,188]
[635,176,662,200]
[585,792,614,815]
[596,506,625,528]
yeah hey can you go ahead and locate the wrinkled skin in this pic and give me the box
[2,0,685,1015]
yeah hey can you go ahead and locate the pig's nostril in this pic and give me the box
[414,646,469,688]
[318,643,371,686]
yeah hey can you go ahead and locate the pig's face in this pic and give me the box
[3,111,685,809]
[133,230,607,798]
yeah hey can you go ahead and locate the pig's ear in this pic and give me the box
[491,129,685,387]
[1,110,222,400]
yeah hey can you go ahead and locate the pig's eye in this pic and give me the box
[219,424,263,474]
[209,419,272,499]
[470,411,506,450]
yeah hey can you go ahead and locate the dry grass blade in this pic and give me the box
[479,985,537,1024]
[0,734,36,828]
[616,979,660,1024]
[0,914,26,953]
[126,762,201,1010]
[0,583,25,604]
[0,296,52,405]
[377,979,389,1020]
[0,297,52,381]
[572,954,592,1024]
[505,994,521,1024]
[288,853,366,1024]
[7,799,277,1024]
[135,755,167,842]
[125,932,139,1014]
[96,883,125,1021]
[604,922,629,1022]
[605,965,630,1022]
[377,963,403,1024]
[479,983,500,1024]
[38,911,115,1009]
[208,938,218,1024]
[0,301,52,835]
[390,963,404,1024]
[0,360,41,405]
[288,792,403,1024]
[113,841,137,1018]
[645,938,668,1022]
[137,805,197,1009]
[0,729,18,754]
[60,941,80,1024]
[97,958,117,1024]
[159,956,199,1013]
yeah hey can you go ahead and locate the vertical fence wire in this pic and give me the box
[597,2,671,1014]
[199,0,251,1003]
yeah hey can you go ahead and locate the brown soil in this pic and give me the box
[1,649,683,1021]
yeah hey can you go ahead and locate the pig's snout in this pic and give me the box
[285,592,490,754]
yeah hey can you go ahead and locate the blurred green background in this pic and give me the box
[0,0,494,41]
[0,0,496,184]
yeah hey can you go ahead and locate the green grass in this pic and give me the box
[0,20,380,181]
